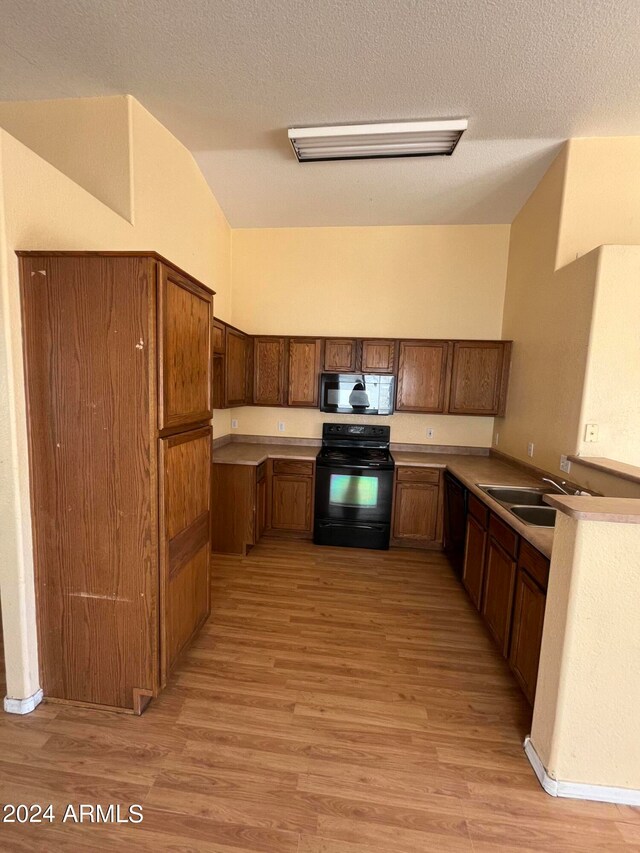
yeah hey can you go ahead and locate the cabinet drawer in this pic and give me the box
[468,492,489,526]
[518,539,550,591]
[272,459,314,476]
[256,461,267,482]
[396,466,440,484]
[489,513,519,558]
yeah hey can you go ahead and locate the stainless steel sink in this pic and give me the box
[509,505,557,527]
[480,485,548,506]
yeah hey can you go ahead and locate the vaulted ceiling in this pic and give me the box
[2,0,639,226]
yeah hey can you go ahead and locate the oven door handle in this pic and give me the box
[317,463,391,471]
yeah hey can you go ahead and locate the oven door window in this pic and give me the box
[329,473,379,508]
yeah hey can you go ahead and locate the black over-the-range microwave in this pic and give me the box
[319,373,395,416]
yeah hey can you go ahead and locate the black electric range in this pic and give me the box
[314,424,394,550]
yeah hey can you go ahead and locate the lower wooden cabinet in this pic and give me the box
[211,461,266,554]
[160,428,211,682]
[270,460,314,534]
[463,515,487,609]
[391,467,442,548]
[257,468,267,540]
[482,535,518,657]
[212,458,315,551]
[458,488,550,705]
[508,539,550,703]
[509,567,547,703]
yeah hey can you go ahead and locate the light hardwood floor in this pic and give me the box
[0,540,638,851]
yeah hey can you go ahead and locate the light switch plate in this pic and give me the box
[527,442,534,458]
[560,455,571,473]
[426,428,434,439]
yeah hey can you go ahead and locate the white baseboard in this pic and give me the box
[4,688,44,715]
[524,736,640,806]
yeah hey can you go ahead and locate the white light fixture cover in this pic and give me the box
[288,119,468,162]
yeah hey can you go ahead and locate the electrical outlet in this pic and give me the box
[426,427,434,439]
[494,432,499,446]
[584,423,599,442]
[277,421,285,432]
[527,442,534,458]
[231,418,238,429]
[560,455,572,473]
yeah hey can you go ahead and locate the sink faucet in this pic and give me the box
[541,477,580,496]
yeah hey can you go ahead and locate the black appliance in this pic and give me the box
[320,373,395,415]
[314,423,394,550]
[443,471,467,578]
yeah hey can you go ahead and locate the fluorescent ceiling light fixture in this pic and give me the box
[288,118,468,162]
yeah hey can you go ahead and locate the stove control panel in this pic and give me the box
[322,423,390,440]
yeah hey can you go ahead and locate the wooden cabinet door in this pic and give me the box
[396,341,450,412]
[212,318,226,354]
[225,328,249,406]
[288,338,322,407]
[212,353,226,409]
[271,474,313,531]
[253,337,286,405]
[443,472,467,575]
[509,568,547,704]
[448,341,511,416]
[158,263,212,432]
[463,515,487,610]
[159,427,211,682]
[20,253,159,712]
[256,473,267,541]
[482,536,517,657]
[392,482,439,543]
[324,338,357,372]
[361,339,396,374]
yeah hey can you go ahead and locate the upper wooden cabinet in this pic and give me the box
[322,338,396,374]
[212,321,511,415]
[448,341,511,416]
[225,327,252,407]
[361,339,396,374]
[253,336,286,406]
[395,341,450,412]
[324,338,357,372]
[158,264,213,432]
[212,318,226,354]
[288,338,322,407]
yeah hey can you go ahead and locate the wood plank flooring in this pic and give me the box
[0,539,637,851]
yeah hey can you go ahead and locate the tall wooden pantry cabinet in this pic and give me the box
[19,252,214,714]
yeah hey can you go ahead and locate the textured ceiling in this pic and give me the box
[1,0,639,226]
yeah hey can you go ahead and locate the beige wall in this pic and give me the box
[556,138,640,269]
[230,407,494,447]
[499,139,640,480]
[0,97,232,700]
[0,96,133,221]
[532,514,640,789]
[231,224,510,445]
[232,225,510,337]
[497,147,595,475]
[578,246,640,467]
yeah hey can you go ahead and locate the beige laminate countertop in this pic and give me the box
[212,442,555,557]
[212,442,319,465]
[392,452,555,557]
